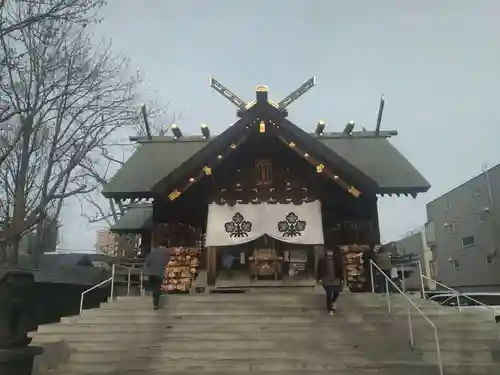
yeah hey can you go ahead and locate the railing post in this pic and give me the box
[110,264,115,301]
[407,300,415,348]
[385,277,391,314]
[434,327,444,375]
[417,261,426,299]
[456,293,461,312]
[79,293,84,315]
[127,268,131,296]
[370,261,375,294]
[400,264,406,293]
[140,272,144,296]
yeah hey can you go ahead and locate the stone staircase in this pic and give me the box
[30,288,500,375]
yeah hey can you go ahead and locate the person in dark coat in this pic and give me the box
[143,246,170,310]
[317,249,343,315]
[375,247,393,293]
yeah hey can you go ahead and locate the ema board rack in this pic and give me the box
[161,247,200,294]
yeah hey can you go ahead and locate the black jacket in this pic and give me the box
[317,257,342,286]
[144,247,170,278]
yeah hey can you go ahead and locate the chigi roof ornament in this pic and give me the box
[209,76,316,118]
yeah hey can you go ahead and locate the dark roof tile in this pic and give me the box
[102,133,429,197]
[111,205,153,232]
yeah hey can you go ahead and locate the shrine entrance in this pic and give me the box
[212,235,318,288]
[204,199,324,288]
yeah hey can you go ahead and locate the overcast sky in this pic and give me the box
[59,0,500,250]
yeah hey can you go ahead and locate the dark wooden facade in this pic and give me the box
[152,129,380,246]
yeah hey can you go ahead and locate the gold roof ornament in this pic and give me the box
[203,166,212,175]
[259,120,266,133]
[256,85,268,92]
[348,186,361,198]
[316,164,324,173]
[168,190,181,200]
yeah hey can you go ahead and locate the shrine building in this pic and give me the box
[103,78,430,291]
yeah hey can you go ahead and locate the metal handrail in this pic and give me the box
[79,264,144,315]
[79,275,113,315]
[420,274,497,323]
[370,260,443,375]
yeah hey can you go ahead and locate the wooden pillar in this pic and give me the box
[206,247,217,286]
[368,196,381,245]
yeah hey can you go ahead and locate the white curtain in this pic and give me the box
[205,200,324,247]
[265,200,324,245]
[205,203,265,247]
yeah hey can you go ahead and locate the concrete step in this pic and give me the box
[43,359,500,375]
[30,334,500,354]
[32,292,500,375]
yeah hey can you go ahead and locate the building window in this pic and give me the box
[452,259,460,270]
[474,188,482,197]
[477,212,486,223]
[445,222,455,233]
[444,202,452,210]
[486,254,495,265]
[461,236,475,248]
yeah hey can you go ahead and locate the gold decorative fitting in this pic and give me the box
[304,153,309,158]
[203,166,212,175]
[259,120,266,133]
[316,164,324,173]
[256,85,268,92]
[217,154,223,160]
[245,100,257,109]
[348,186,361,198]
[230,143,237,149]
[168,190,181,200]
[268,100,279,108]
[289,142,296,148]
[188,177,195,183]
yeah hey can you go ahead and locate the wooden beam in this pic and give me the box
[275,135,362,198]
[166,132,250,202]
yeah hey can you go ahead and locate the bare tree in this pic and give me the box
[76,105,174,258]
[0,0,104,164]
[0,7,145,265]
[0,0,103,37]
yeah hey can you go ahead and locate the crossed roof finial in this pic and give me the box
[209,77,316,115]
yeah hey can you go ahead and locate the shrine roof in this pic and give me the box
[102,133,430,198]
[111,205,153,233]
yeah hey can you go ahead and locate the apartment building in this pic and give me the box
[425,164,500,292]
